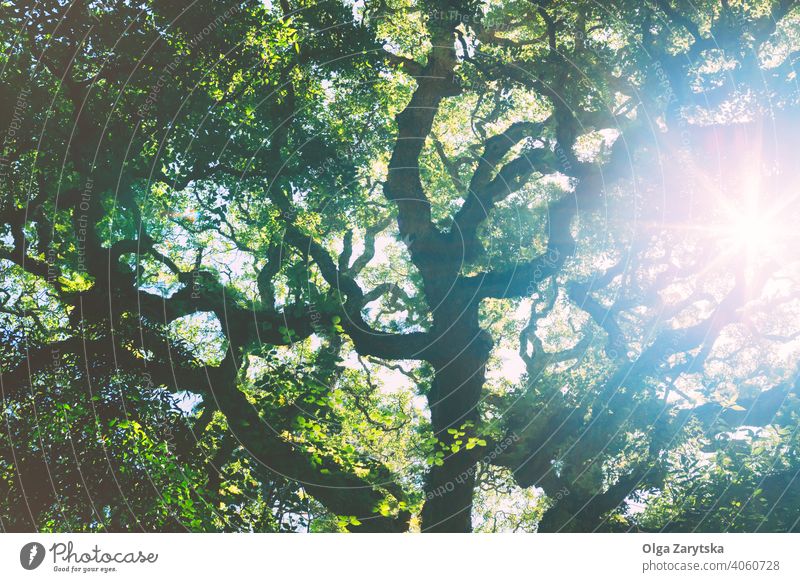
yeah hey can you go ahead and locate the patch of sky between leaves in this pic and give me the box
[173,390,203,415]
[168,311,227,365]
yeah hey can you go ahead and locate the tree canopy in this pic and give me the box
[2,0,800,533]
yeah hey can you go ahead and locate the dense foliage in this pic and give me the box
[2,0,800,532]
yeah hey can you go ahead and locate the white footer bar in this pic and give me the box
[1,533,796,581]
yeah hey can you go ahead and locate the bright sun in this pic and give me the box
[722,206,776,255]
[713,180,797,283]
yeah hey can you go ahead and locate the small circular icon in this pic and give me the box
[20,542,46,570]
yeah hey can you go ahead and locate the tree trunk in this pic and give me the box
[421,320,492,532]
